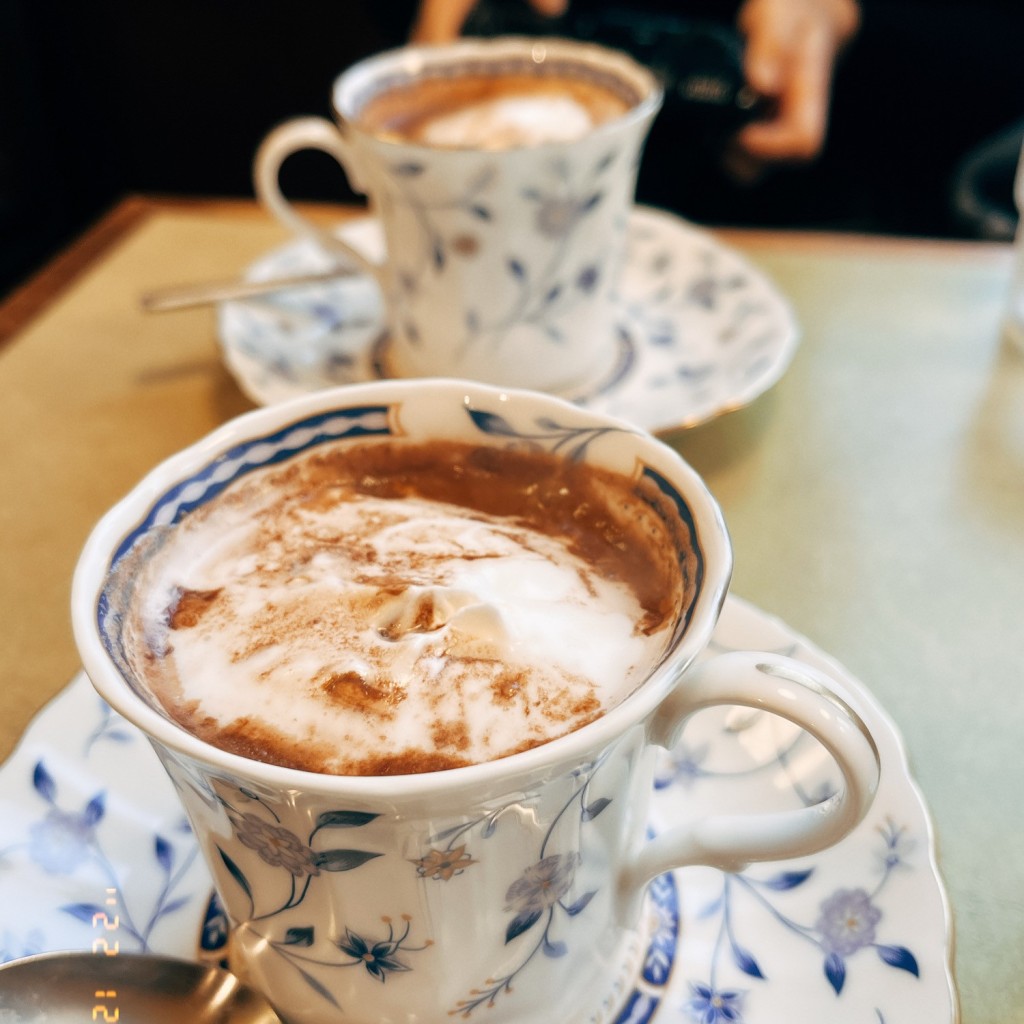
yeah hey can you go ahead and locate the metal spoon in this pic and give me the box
[0,951,281,1023]
[140,268,359,312]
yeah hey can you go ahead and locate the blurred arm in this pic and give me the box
[734,0,860,163]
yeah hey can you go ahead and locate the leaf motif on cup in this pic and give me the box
[451,761,613,1016]
[294,967,342,1009]
[311,809,380,834]
[380,136,621,364]
[283,926,314,947]
[392,162,427,177]
[576,265,601,294]
[505,908,542,944]
[313,848,383,872]
[213,788,385,926]
[581,797,611,821]
[465,409,519,438]
[465,405,634,461]
[208,788,432,1007]
[217,846,252,901]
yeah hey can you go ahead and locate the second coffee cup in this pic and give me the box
[254,37,663,394]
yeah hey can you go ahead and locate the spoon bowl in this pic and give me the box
[0,951,281,1023]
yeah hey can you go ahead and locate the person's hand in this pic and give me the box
[732,0,859,169]
[411,0,567,42]
[408,0,858,170]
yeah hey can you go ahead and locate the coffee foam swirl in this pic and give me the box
[419,95,597,149]
[356,72,632,150]
[117,442,683,776]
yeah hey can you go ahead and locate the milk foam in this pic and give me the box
[125,466,672,774]
[420,95,597,149]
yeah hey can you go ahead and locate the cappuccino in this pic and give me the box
[112,441,683,776]
[356,70,633,149]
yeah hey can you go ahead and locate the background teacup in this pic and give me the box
[73,379,879,1024]
[253,37,663,394]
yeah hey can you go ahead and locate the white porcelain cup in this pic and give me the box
[72,380,879,1024]
[253,38,662,395]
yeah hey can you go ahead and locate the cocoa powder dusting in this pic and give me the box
[168,588,222,629]
[336,749,475,776]
[377,591,446,640]
[198,716,339,775]
[264,440,685,635]
[430,719,471,753]
[138,438,691,777]
[569,694,602,717]
[320,672,404,717]
[489,670,526,708]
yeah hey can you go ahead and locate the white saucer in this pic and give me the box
[218,208,799,434]
[0,597,955,1022]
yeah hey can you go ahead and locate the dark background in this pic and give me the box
[2,0,1022,302]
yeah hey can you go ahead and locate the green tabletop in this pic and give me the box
[674,232,1022,1023]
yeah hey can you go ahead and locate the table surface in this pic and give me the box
[2,195,1021,1023]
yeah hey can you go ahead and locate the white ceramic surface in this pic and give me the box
[0,597,955,1023]
[254,37,662,394]
[218,206,799,433]
[71,380,879,1024]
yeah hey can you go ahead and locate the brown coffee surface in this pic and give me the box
[356,72,631,147]
[116,440,689,776]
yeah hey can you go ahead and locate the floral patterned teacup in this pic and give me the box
[253,37,662,395]
[73,380,880,1024]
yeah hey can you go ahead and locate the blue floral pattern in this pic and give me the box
[686,983,746,1023]
[368,114,633,380]
[0,692,207,962]
[457,155,615,352]
[680,822,919,1024]
[177,781,431,1009]
[467,405,636,461]
[449,761,613,1017]
[0,598,954,1023]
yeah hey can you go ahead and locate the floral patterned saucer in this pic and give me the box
[0,597,955,1023]
[217,208,799,434]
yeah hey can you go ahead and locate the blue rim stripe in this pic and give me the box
[110,405,392,567]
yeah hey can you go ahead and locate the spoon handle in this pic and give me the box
[141,268,356,312]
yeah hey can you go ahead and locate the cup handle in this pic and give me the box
[623,650,880,894]
[253,116,384,279]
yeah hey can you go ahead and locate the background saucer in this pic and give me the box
[218,208,799,434]
[0,597,954,1022]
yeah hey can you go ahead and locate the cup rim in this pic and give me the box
[330,35,664,152]
[71,379,731,800]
